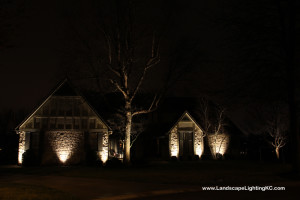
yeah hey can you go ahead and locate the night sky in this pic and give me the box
[0,0,299,134]
[0,0,62,110]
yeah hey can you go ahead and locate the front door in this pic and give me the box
[179,132,194,157]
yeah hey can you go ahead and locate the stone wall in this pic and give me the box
[43,131,84,164]
[194,126,204,158]
[169,126,179,157]
[98,131,109,163]
[18,131,26,164]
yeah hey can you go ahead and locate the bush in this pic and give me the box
[105,158,123,168]
[86,150,102,166]
[193,155,200,161]
[22,149,39,166]
[170,156,178,162]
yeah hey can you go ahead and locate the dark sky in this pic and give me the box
[0,0,298,134]
[0,0,62,110]
[0,0,219,110]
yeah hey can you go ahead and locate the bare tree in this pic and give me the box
[219,0,299,170]
[197,97,228,159]
[107,111,147,149]
[264,103,289,160]
[63,0,176,164]
[100,5,162,164]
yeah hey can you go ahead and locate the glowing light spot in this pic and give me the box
[57,150,70,163]
[18,149,25,164]
[49,131,82,164]
[98,149,108,163]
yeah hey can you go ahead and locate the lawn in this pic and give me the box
[0,160,294,186]
[0,183,78,200]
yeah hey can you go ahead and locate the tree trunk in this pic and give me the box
[275,147,280,160]
[124,101,132,165]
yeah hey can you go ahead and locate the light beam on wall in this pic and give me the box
[18,131,26,164]
[98,132,109,163]
[194,127,204,158]
[57,150,70,163]
[170,126,179,157]
[49,131,82,164]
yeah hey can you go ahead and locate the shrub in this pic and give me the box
[22,149,39,166]
[170,156,178,162]
[86,150,103,166]
[105,158,123,168]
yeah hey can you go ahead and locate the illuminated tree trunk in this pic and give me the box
[275,147,280,160]
[124,102,132,164]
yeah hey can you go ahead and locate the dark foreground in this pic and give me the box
[0,160,299,200]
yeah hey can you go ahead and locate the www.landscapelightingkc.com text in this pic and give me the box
[202,186,285,191]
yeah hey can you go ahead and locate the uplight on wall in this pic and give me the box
[98,131,109,163]
[169,126,179,157]
[49,131,81,164]
[194,127,204,158]
[18,131,26,164]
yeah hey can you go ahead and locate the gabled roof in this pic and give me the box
[16,78,111,131]
[167,110,203,134]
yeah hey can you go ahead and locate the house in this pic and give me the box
[168,111,205,159]
[16,79,112,165]
[147,108,230,160]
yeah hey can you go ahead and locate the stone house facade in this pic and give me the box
[167,111,230,159]
[16,79,112,165]
[168,111,205,159]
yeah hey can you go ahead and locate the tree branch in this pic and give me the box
[110,79,128,99]
[132,94,161,117]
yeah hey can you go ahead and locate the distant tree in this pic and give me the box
[219,0,299,169]
[263,102,289,160]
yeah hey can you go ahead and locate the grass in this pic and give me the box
[1,160,294,186]
[0,183,78,200]
[0,160,296,200]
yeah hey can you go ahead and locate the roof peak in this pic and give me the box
[52,78,79,96]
